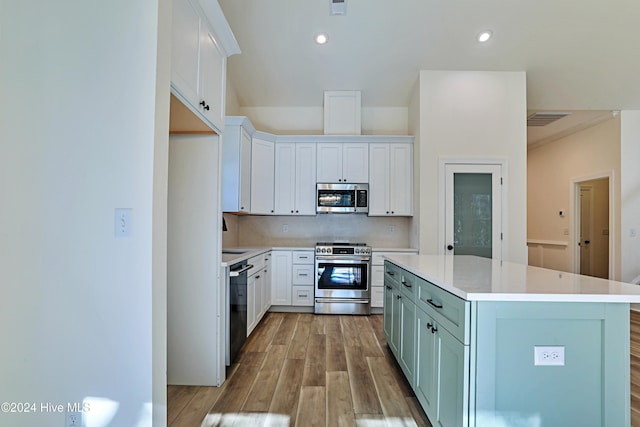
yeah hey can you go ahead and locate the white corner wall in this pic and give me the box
[417,70,528,262]
[0,1,166,426]
[620,111,640,283]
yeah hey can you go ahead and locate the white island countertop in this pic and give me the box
[384,254,640,303]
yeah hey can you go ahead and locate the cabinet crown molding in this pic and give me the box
[198,0,241,56]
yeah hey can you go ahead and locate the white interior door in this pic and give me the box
[444,163,502,259]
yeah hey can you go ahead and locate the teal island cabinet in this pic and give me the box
[383,254,640,427]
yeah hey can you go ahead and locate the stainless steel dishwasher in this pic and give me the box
[226,260,252,365]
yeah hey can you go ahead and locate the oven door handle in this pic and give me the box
[315,257,371,263]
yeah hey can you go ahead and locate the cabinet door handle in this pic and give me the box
[427,299,443,309]
[427,322,433,330]
[431,325,438,333]
[255,275,260,279]
[386,271,395,276]
[386,285,392,290]
[401,280,411,288]
[200,100,206,107]
[396,295,402,300]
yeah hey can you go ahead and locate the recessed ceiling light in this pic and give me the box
[477,30,493,43]
[315,33,328,45]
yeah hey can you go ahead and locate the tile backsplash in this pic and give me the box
[233,214,413,248]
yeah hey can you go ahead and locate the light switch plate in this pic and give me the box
[115,208,132,238]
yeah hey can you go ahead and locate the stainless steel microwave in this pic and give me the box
[316,183,369,213]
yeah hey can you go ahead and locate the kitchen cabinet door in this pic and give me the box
[415,308,438,421]
[369,143,412,216]
[368,144,390,215]
[262,253,271,313]
[342,143,369,183]
[171,0,227,131]
[399,294,416,385]
[316,143,342,183]
[251,137,275,214]
[383,283,394,337]
[247,273,257,335]
[198,24,225,130]
[274,143,295,215]
[316,143,368,183]
[294,143,317,215]
[389,143,413,216]
[171,0,200,104]
[271,250,292,305]
[222,117,254,213]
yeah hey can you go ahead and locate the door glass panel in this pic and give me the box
[317,263,367,290]
[453,173,492,258]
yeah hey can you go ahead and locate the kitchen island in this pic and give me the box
[383,254,640,427]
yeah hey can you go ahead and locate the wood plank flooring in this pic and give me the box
[168,312,431,427]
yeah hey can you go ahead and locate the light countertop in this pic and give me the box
[384,254,640,303]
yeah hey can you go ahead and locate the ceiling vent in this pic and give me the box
[527,112,571,127]
[330,0,346,15]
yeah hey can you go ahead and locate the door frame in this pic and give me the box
[439,157,507,260]
[570,171,615,279]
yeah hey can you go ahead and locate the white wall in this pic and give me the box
[527,115,620,277]
[239,106,409,135]
[417,71,528,262]
[0,1,165,425]
[620,111,640,283]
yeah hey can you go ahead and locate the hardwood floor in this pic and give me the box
[168,312,431,427]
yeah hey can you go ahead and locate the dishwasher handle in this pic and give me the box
[230,264,253,277]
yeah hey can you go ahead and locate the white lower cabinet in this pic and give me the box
[246,251,273,336]
[270,249,315,307]
[271,250,292,306]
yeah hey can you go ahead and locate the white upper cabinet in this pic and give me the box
[222,117,254,213]
[316,143,368,183]
[369,143,413,216]
[274,143,317,215]
[171,0,239,133]
[250,135,275,215]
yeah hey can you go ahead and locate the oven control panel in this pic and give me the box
[315,245,371,256]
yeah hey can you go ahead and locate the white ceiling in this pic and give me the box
[219,0,639,140]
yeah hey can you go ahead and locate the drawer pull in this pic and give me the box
[386,271,395,276]
[386,285,392,290]
[401,280,412,288]
[299,273,308,276]
[299,293,308,298]
[427,299,443,309]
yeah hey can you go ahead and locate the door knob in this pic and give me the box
[447,244,454,251]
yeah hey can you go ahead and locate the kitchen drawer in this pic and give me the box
[416,277,470,344]
[292,286,314,306]
[371,286,384,308]
[292,250,314,265]
[248,254,265,276]
[397,269,416,302]
[383,260,401,286]
[292,265,314,285]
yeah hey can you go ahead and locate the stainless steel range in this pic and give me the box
[314,242,372,315]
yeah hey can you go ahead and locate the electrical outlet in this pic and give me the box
[66,410,82,427]
[282,224,289,233]
[534,345,565,366]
